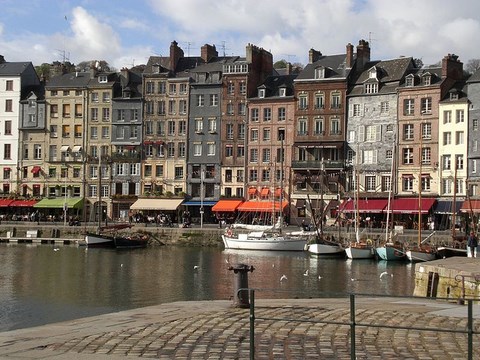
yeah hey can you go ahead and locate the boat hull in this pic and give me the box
[375,245,406,261]
[345,245,374,259]
[85,233,115,248]
[222,234,307,251]
[308,243,344,256]
[85,233,148,249]
[406,249,436,262]
[436,246,467,258]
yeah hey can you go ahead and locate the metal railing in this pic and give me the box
[244,289,479,360]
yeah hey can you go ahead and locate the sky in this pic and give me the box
[1,0,480,70]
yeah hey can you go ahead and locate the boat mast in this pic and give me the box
[97,154,101,234]
[418,119,423,247]
[279,135,284,234]
[385,140,395,243]
[354,164,360,243]
[451,156,458,239]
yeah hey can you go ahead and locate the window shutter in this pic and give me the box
[373,150,378,164]
[358,126,365,142]
[375,125,381,141]
[349,105,354,117]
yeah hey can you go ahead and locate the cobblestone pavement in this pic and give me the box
[0,298,479,359]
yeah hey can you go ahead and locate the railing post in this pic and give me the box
[468,299,473,360]
[350,294,356,360]
[249,289,255,360]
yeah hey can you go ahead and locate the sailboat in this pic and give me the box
[222,137,308,251]
[405,127,436,262]
[345,166,374,259]
[85,155,148,249]
[375,140,406,261]
[306,161,344,256]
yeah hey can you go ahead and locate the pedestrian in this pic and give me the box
[467,231,478,258]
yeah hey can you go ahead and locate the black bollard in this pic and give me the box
[228,263,255,308]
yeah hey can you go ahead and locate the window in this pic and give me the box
[258,89,265,98]
[239,82,246,95]
[227,82,235,95]
[227,103,234,115]
[210,94,218,106]
[146,81,155,94]
[249,169,258,182]
[3,144,11,159]
[4,120,12,135]
[195,118,203,133]
[382,175,392,192]
[331,92,341,109]
[193,143,202,156]
[169,83,176,95]
[422,147,431,165]
[380,101,389,113]
[98,75,108,83]
[364,82,378,94]
[421,97,432,114]
[34,145,42,159]
[207,143,215,156]
[62,125,70,137]
[456,131,464,145]
[456,109,465,123]
[279,88,286,97]
[178,142,186,157]
[50,125,58,138]
[102,108,110,121]
[421,176,431,191]
[179,120,186,135]
[74,124,82,138]
[102,126,109,139]
[473,119,478,130]
[225,145,233,157]
[456,155,464,170]
[263,108,271,121]
[442,155,451,170]
[403,176,414,191]
[62,104,71,117]
[298,95,308,110]
[315,93,325,109]
[314,118,324,135]
[5,99,12,112]
[91,92,98,102]
[226,124,234,139]
[330,118,340,135]
[179,83,187,94]
[156,165,164,177]
[262,128,270,141]
[404,99,414,115]
[442,178,453,194]
[365,125,380,142]
[208,118,217,133]
[6,80,13,91]
[168,120,175,136]
[421,123,431,140]
[168,100,176,114]
[443,110,452,124]
[90,126,98,139]
[250,129,259,141]
[251,108,259,122]
[365,175,376,191]
[386,149,393,160]
[91,108,98,121]
[237,145,244,158]
[158,81,166,94]
[403,148,413,164]
[250,148,258,163]
[278,107,286,121]
[238,123,245,139]
[262,148,271,163]
[167,142,175,157]
[403,124,414,140]
[238,103,246,115]
[157,101,165,115]
[102,92,110,102]
[443,132,451,145]
[363,150,377,164]
[179,100,187,114]
[262,169,270,181]
[132,109,139,121]
[297,119,307,135]
[314,67,325,79]
[353,104,361,116]
[197,94,204,107]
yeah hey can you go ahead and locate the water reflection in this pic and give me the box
[0,245,416,331]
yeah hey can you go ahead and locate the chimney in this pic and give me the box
[169,40,184,72]
[442,54,463,80]
[201,44,218,63]
[121,67,129,83]
[0,55,5,64]
[356,39,371,71]
[309,49,322,64]
[286,62,293,75]
[346,43,354,68]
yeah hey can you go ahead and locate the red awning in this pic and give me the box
[31,166,41,174]
[341,199,388,213]
[212,199,243,212]
[460,200,480,213]
[0,199,13,207]
[144,140,153,145]
[3,167,11,171]
[388,198,436,214]
[10,200,37,207]
[238,200,288,213]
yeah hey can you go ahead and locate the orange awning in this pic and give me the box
[238,200,288,213]
[260,188,270,197]
[248,187,257,195]
[274,188,282,197]
[212,199,243,212]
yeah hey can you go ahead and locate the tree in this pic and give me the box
[274,59,288,69]
[413,58,424,69]
[76,60,115,72]
[466,59,480,74]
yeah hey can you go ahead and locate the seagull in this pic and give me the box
[318,275,322,280]
[280,274,288,282]
[303,270,309,276]
[380,271,393,279]
[351,278,357,282]
[193,265,199,270]
[53,248,60,252]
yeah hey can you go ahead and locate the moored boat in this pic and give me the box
[345,241,375,259]
[307,241,344,256]
[222,229,307,251]
[406,245,437,262]
[375,243,406,261]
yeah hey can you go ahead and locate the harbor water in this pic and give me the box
[0,244,416,332]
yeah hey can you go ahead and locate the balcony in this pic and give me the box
[111,153,141,162]
[291,160,345,169]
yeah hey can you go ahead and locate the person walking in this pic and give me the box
[467,231,478,258]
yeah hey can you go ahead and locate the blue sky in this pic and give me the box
[1,0,480,70]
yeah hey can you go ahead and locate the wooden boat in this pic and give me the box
[375,243,406,261]
[345,241,375,259]
[406,245,437,262]
[308,241,344,256]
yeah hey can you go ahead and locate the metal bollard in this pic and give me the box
[228,263,255,308]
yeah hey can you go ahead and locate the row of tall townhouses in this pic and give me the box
[2,40,480,224]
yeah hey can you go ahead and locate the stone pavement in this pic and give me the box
[0,297,479,359]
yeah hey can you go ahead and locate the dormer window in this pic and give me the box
[279,88,286,97]
[152,63,161,74]
[314,67,325,79]
[364,81,378,94]
[450,90,459,101]
[98,75,108,83]
[422,74,431,86]
[368,67,377,79]
[405,75,415,87]
[258,89,265,98]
